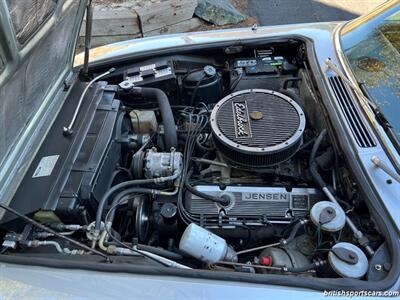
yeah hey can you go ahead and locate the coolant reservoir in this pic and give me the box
[179,223,237,263]
[129,110,158,134]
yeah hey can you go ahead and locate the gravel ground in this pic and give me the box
[249,0,386,26]
[93,0,384,26]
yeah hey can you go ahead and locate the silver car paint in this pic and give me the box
[0,6,399,297]
[1,263,399,299]
[0,263,376,299]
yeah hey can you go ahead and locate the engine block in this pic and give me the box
[185,185,324,226]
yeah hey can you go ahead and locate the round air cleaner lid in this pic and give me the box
[210,89,306,167]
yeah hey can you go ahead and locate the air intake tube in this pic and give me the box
[130,87,178,150]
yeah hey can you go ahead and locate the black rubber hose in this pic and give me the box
[190,74,206,106]
[285,261,320,273]
[284,220,304,244]
[309,129,328,189]
[196,135,214,151]
[137,244,183,261]
[185,170,230,205]
[105,186,158,226]
[95,168,180,235]
[212,226,275,241]
[282,77,301,89]
[230,71,243,92]
[95,178,160,233]
[298,137,316,151]
[102,188,183,261]
[131,87,178,150]
[279,88,303,108]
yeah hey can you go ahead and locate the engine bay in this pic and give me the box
[1,40,390,282]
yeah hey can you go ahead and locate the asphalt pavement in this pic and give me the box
[248,0,386,25]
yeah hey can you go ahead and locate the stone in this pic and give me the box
[194,0,246,26]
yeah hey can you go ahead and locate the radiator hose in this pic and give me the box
[131,87,178,150]
[93,172,180,243]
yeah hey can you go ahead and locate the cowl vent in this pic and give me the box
[328,76,376,148]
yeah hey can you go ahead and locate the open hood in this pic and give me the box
[0,1,86,203]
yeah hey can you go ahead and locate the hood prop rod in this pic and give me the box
[82,0,93,78]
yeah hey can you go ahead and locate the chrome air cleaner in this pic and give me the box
[210,89,305,167]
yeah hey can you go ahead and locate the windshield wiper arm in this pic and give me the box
[358,81,400,154]
[358,82,390,127]
[326,58,400,174]
[325,59,400,148]
[325,58,379,113]
[325,58,390,128]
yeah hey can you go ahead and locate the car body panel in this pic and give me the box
[1,263,395,300]
[2,262,400,299]
[75,22,339,66]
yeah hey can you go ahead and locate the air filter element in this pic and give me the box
[210,89,305,167]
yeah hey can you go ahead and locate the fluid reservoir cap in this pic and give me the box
[310,201,345,232]
[119,80,134,90]
[328,242,369,279]
[204,65,216,77]
[160,203,177,220]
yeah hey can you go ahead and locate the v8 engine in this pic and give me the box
[2,41,383,282]
[185,186,324,227]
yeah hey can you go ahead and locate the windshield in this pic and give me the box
[340,3,400,140]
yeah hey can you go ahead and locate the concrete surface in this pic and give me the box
[248,0,387,25]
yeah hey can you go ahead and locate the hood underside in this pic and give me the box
[0,0,86,199]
